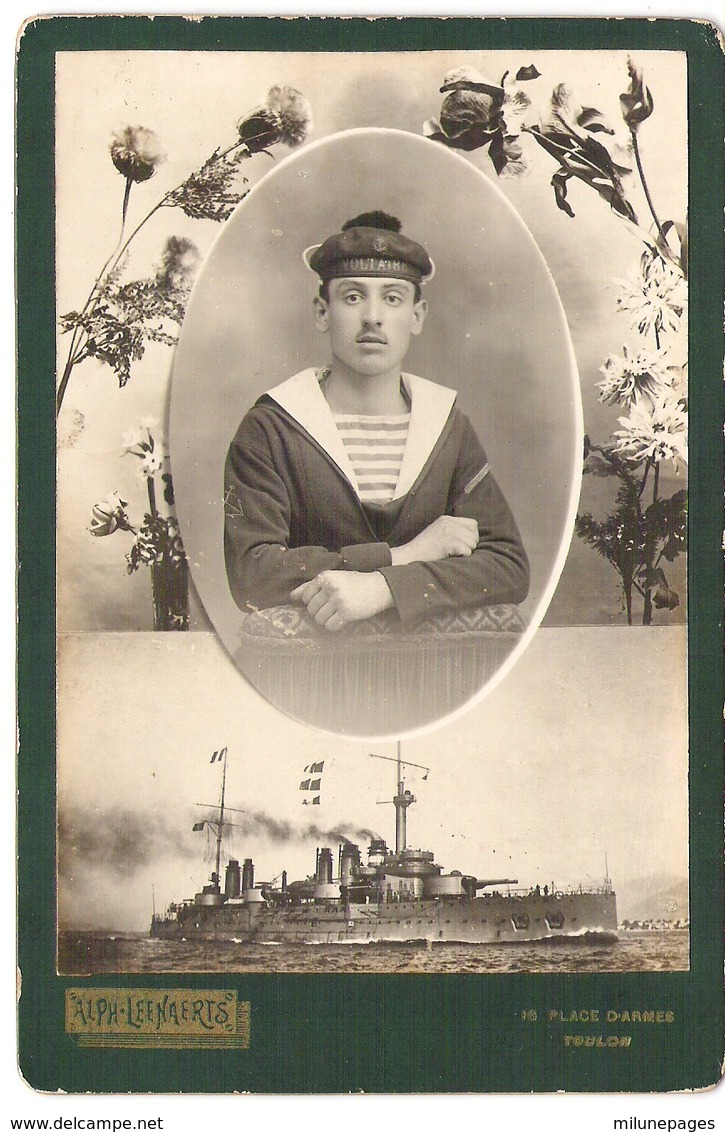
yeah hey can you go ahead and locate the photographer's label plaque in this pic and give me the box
[65,989,251,1049]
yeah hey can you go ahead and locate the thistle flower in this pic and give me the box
[89,493,131,537]
[237,85,313,153]
[616,251,688,339]
[110,126,166,183]
[596,347,669,407]
[155,236,201,293]
[613,392,688,469]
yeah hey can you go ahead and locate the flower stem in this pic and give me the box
[56,141,251,416]
[641,459,660,625]
[56,198,166,416]
[631,132,666,243]
[147,475,158,518]
[121,177,133,228]
[56,355,77,416]
[212,139,252,162]
[637,458,651,500]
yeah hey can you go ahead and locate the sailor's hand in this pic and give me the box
[291,570,394,631]
[390,515,479,566]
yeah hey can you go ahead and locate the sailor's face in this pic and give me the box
[314,277,427,378]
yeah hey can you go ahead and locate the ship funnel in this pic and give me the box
[242,858,254,893]
[340,843,360,885]
[224,859,241,899]
[316,847,333,885]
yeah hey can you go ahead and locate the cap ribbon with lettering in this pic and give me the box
[304,211,434,284]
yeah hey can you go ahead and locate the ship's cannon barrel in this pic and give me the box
[474,878,518,889]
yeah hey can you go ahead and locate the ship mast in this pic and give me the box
[371,744,429,856]
[213,748,228,891]
[393,741,416,854]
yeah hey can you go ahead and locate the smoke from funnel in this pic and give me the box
[58,805,199,878]
[59,804,383,880]
[231,811,382,845]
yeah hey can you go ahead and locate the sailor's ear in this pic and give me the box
[410,297,428,336]
[313,295,329,333]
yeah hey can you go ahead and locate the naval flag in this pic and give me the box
[300,759,325,804]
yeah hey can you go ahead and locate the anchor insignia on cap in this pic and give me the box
[372,236,387,253]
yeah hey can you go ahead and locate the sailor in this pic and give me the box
[224,210,529,631]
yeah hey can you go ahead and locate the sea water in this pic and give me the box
[58,930,689,975]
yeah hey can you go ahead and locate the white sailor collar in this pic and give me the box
[265,368,457,501]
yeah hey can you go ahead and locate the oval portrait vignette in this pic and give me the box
[168,128,581,738]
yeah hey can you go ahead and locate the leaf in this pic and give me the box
[583,453,621,477]
[644,489,687,562]
[515,65,541,81]
[578,106,615,135]
[529,113,637,224]
[423,117,446,140]
[658,219,688,279]
[166,149,250,223]
[60,310,84,333]
[161,472,175,506]
[551,169,576,217]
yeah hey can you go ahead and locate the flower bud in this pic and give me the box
[620,58,654,133]
[110,126,166,183]
[89,494,129,537]
[653,581,680,611]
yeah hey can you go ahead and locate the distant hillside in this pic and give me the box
[616,874,689,923]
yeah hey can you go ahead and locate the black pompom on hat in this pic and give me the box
[306,211,433,284]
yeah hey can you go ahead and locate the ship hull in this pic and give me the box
[151,891,617,945]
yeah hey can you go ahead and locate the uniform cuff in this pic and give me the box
[339,542,392,572]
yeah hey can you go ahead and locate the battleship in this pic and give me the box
[151,748,617,945]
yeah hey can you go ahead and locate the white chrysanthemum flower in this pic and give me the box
[664,364,688,400]
[597,347,669,407]
[613,392,688,469]
[617,253,688,338]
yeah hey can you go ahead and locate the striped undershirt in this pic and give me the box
[333,412,411,503]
